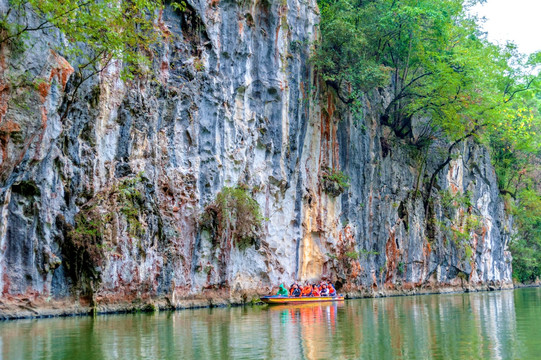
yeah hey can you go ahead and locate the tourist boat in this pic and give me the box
[260,295,345,304]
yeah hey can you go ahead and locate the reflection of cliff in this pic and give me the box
[356,291,521,359]
[5,290,541,359]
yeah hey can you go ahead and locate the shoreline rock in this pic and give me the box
[1,282,529,321]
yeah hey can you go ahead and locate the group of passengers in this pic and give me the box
[276,280,337,297]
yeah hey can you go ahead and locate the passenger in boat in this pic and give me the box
[311,284,320,297]
[320,283,329,296]
[327,281,336,296]
[290,283,301,297]
[277,284,288,296]
[301,284,312,297]
[327,281,337,296]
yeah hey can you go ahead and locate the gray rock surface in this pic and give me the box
[0,0,511,311]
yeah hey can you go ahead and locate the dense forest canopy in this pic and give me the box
[314,0,541,282]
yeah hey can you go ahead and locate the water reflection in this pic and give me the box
[1,288,541,359]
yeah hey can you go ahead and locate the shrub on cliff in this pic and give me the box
[56,209,106,296]
[57,174,147,295]
[201,185,263,250]
[488,92,541,282]
[321,167,350,197]
[507,189,541,283]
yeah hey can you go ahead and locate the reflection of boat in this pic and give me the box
[268,301,345,312]
[261,295,345,304]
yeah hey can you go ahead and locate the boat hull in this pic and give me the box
[261,295,344,304]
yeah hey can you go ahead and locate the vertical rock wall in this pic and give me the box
[0,0,512,312]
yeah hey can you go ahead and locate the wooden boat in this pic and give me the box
[261,295,345,304]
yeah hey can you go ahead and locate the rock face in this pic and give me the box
[0,0,512,311]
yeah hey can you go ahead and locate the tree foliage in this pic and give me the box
[314,0,540,145]
[490,94,541,282]
[315,0,541,281]
[1,0,171,80]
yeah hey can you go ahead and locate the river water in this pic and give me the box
[1,287,541,359]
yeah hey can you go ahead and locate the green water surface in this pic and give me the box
[1,287,541,359]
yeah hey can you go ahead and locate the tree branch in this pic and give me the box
[423,124,486,213]
[504,76,536,103]
[1,1,91,44]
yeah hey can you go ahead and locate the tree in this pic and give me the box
[3,0,170,76]
[315,0,539,144]
[489,92,541,282]
[315,0,541,281]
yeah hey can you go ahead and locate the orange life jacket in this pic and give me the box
[311,288,320,296]
[301,286,312,296]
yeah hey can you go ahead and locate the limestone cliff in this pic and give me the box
[0,0,512,316]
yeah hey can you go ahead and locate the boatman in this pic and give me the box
[277,284,288,296]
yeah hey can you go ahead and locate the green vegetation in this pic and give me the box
[440,190,473,211]
[201,185,264,251]
[321,167,350,196]
[116,173,145,237]
[315,0,541,281]
[436,202,480,263]
[59,174,146,294]
[315,0,539,143]
[193,57,205,72]
[1,0,165,79]
[508,189,541,282]
[493,147,541,283]
[60,206,106,295]
[398,261,405,276]
[0,0,183,122]
[488,93,541,282]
